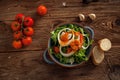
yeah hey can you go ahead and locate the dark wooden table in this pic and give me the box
[0,0,120,80]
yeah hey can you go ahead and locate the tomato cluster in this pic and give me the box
[11,13,34,49]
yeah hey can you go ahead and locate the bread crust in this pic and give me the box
[92,46,104,65]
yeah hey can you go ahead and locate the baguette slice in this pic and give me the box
[98,38,112,51]
[92,46,104,65]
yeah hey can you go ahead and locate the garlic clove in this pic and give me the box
[78,14,85,21]
[88,13,96,20]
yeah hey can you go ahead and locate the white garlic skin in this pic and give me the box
[78,14,85,21]
[88,13,96,20]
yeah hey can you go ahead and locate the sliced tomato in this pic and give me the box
[74,32,80,36]
[60,32,69,42]
[67,48,73,53]
[79,33,84,48]
[53,46,59,53]
[70,40,80,51]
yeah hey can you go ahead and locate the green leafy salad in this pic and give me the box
[49,24,93,64]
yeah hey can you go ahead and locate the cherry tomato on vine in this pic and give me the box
[13,31,23,39]
[15,13,24,23]
[12,40,22,49]
[23,27,34,36]
[11,21,21,31]
[22,36,32,46]
[24,17,34,27]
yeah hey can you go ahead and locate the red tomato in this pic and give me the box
[37,5,47,16]
[13,31,22,39]
[15,13,24,23]
[12,40,22,49]
[79,33,84,48]
[60,32,69,42]
[53,46,59,53]
[22,37,32,46]
[24,17,34,27]
[70,40,80,51]
[23,27,34,36]
[11,21,21,31]
[67,48,73,53]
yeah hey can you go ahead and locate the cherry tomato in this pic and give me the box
[22,37,32,46]
[12,40,22,49]
[11,21,21,31]
[15,13,24,23]
[23,27,34,36]
[24,17,34,27]
[37,5,47,16]
[13,31,22,39]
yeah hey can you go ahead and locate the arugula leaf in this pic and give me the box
[51,31,57,45]
[80,28,84,34]
[61,46,68,53]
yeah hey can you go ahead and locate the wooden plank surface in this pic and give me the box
[0,0,120,80]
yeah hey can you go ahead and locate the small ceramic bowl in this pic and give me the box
[43,23,94,68]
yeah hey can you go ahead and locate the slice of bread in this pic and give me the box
[98,38,112,51]
[92,46,104,65]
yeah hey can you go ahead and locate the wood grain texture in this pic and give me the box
[0,47,119,80]
[0,0,120,80]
